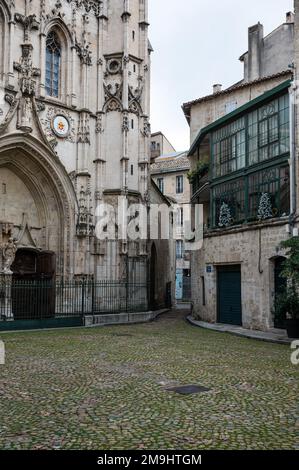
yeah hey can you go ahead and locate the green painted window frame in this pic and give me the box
[209,92,290,228]
[211,164,290,227]
[211,94,290,180]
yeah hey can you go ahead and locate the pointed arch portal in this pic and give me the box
[0,134,76,278]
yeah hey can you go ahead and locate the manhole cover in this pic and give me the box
[167,385,211,395]
[112,333,133,337]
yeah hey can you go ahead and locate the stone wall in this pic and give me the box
[191,220,290,331]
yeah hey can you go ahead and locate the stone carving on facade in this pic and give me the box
[40,0,46,22]
[18,97,33,132]
[128,85,143,116]
[66,0,102,16]
[143,190,151,206]
[75,40,92,65]
[103,82,123,113]
[0,223,14,246]
[0,43,42,135]
[76,186,94,237]
[95,111,104,133]
[141,116,151,137]
[47,0,66,21]
[78,112,91,143]
[122,112,129,133]
[122,54,130,68]
[14,12,40,42]
[75,19,92,66]
[36,102,46,113]
[106,58,122,76]
[14,214,38,249]
[4,94,16,107]
[0,95,18,134]
[13,43,40,97]
[41,107,76,147]
[1,238,17,275]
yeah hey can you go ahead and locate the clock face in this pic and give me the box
[52,115,70,137]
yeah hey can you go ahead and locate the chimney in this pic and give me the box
[286,11,294,23]
[213,84,222,94]
[248,22,264,81]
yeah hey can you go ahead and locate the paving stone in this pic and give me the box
[0,309,298,450]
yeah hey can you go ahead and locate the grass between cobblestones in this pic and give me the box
[0,310,298,450]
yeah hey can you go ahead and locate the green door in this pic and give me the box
[218,266,242,326]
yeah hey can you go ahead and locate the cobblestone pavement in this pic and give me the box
[0,310,298,450]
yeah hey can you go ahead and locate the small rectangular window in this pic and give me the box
[176,240,184,259]
[177,207,184,227]
[131,165,134,176]
[176,175,184,194]
[157,178,164,194]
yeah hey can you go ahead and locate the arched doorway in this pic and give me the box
[149,243,157,310]
[0,134,76,278]
[11,249,56,320]
[274,257,287,329]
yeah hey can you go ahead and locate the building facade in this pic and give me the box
[0,0,174,322]
[150,131,176,162]
[151,150,192,301]
[183,10,298,331]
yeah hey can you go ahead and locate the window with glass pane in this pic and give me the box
[212,117,246,178]
[248,166,290,220]
[212,177,245,226]
[157,178,164,193]
[212,94,290,178]
[177,207,184,227]
[46,31,61,97]
[176,240,184,259]
[176,175,184,194]
[211,166,290,227]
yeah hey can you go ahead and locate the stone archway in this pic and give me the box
[0,134,77,278]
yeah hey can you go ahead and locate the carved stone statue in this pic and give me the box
[2,238,17,275]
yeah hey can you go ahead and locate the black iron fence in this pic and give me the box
[0,277,149,327]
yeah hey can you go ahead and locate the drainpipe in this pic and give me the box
[289,78,297,226]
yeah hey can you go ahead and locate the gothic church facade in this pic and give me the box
[0,0,164,292]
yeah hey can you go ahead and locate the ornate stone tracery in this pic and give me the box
[66,0,102,16]
[103,82,123,113]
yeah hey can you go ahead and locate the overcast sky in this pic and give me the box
[149,0,294,151]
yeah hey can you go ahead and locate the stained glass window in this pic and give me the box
[46,31,61,98]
